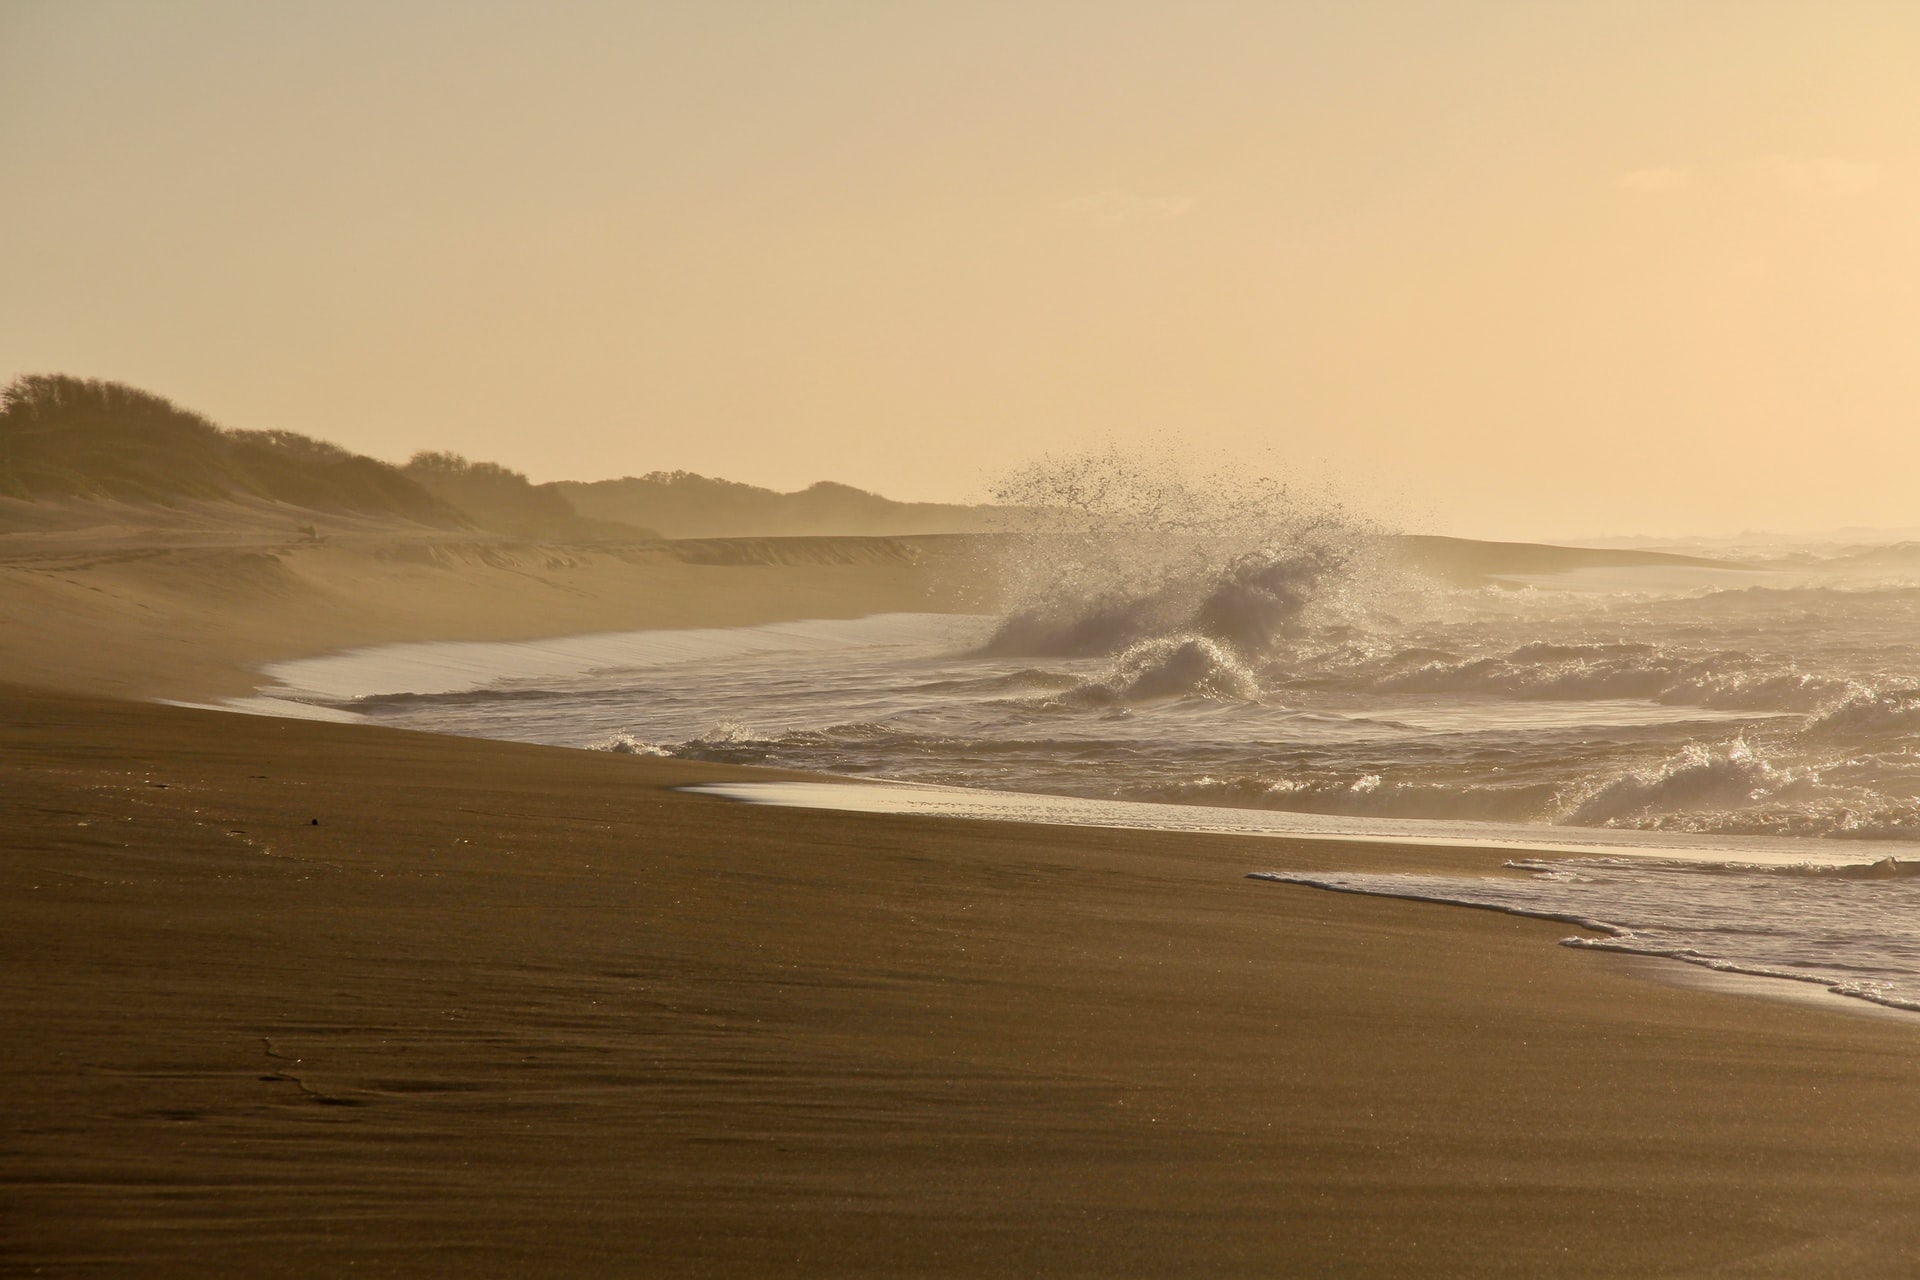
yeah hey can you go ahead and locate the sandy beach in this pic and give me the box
[7,524,1920,1277]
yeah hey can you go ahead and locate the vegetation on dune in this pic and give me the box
[403,451,653,541]
[0,372,986,541]
[0,374,462,524]
[555,470,1008,539]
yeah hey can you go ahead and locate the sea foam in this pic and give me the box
[1254,858,1920,1015]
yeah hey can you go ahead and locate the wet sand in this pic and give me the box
[6,525,1920,1276]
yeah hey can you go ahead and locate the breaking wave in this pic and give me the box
[1101,635,1262,701]
[1806,688,1920,739]
[1373,643,1859,713]
[1561,738,1811,825]
[981,452,1382,661]
[1030,635,1267,705]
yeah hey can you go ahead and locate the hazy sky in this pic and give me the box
[4,1,1918,540]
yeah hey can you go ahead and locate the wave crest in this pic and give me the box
[981,452,1377,660]
[1563,738,1797,824]
[1100,635,1263,701]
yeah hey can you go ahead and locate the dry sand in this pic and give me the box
[0,510,986,701]
[5,518,1920,1277]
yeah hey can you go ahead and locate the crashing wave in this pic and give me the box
[1093,635,1263,702]
[981,451,1380,660]
[591,732,671,756]
[1804,688,1920,739]
[1561,738,1803,826]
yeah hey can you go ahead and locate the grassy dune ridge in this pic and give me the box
[0,375,462,521]
[0,374,1008,542]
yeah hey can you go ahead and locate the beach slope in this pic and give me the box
[4,525,1920,1276]
[3,690,1920,1280]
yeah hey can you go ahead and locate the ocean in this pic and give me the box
[237,513,1920,1015]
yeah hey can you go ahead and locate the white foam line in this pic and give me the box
[682,778,1906,868]
[1252,871,1920,1021]
[158,696,366,723]
[238,612,995,704]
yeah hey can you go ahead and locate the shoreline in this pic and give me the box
[698,778,1920,1021]
[211,602,1920,865]
[12,685,1920,1275]
[212,614,1920,1025]
[147,575,1920,1032]
[10,529,1920,1273]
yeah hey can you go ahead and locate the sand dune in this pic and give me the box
[554,470,1014,539]
[1393,532,1752,583]
[0,523,982,700]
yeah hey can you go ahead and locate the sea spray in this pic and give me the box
[980,451,1386,666]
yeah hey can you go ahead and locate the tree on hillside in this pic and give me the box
[0,373,459,523]
[405,451,533,485]
[401,449,623,539]
[1,373,221,436]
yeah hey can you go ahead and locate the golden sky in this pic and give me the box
[4,1,1917,539]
